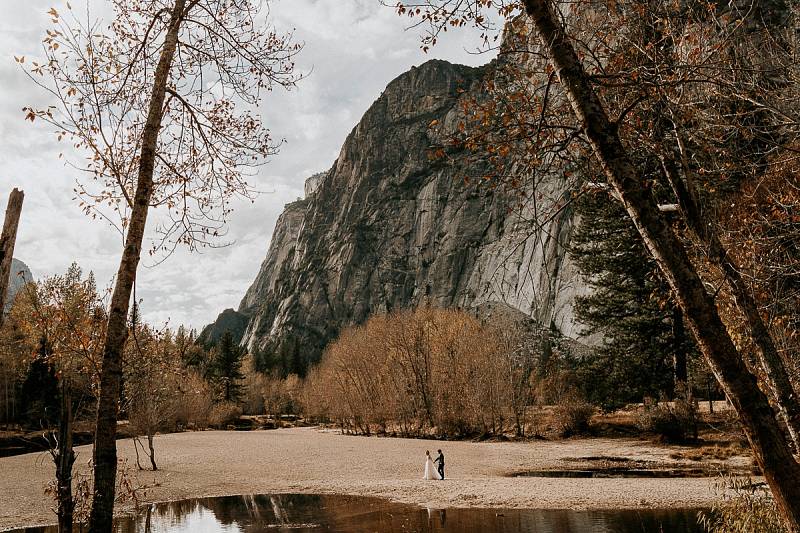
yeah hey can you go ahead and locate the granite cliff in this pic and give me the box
[211,58,588,368]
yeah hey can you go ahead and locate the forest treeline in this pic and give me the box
[0,265,259,461]
[302,304,700,439]
[0,263,709,445]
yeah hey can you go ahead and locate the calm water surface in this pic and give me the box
[14,494,706,533]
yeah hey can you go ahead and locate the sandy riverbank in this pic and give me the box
[0,427,749,530]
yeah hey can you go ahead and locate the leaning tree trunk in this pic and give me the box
[0,188,24,329]
[87,2,186,531]
[520,0,800,529]
[661,155,800,451]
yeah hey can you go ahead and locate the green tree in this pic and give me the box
[210,331,246,403]
[571,193,693,409]
[18,337,60,428]
[252,348,275,374]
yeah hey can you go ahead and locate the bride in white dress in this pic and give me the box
[423,450,442,480]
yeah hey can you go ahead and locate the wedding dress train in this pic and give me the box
[423,456,442,480]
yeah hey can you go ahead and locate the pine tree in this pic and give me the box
[571,193,694,410]
[18,336,60,428]
[210,331,246,403]
[288,343,305,378]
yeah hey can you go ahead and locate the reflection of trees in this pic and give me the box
[143,506,151,533]
[200,494,325,531]
[602,508,702,533]
[119,500,204,533]
[190,494,435,532]
[199,496,242,527]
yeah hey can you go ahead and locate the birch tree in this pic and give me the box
[22,1,300,530]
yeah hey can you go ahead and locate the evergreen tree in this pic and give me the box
[253,348,277,375]
[18,336,60,428]
[210,331,246,402]
[571,193,694,410]
[289,347,304,378]
[182,340,211,373]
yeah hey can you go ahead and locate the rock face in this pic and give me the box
[4,258,33,312]
[197,308,249,347]
[213,58,589,368]
[303,173,325,198]
[239,198,310,315]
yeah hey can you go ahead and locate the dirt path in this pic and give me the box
[0,427,747,530]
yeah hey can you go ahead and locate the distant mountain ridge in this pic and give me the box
[4,258,33,312]
[197,308,249,348]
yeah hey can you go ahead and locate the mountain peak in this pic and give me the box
[204,58,584,372]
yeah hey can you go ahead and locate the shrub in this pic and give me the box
[637,400,682,441]
[636,388,698,443]
[553,398,594,437]
[174,372,214,429]
[699,476,784,532]
[300,367,327,420]
[263,373,302,416]
[208,401,242,428]
[241,355,267,415]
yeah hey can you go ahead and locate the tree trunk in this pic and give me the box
[3,370,9,426]
[707,378,714,414]
[672,305,688,392]
[0,188,24,428]
[133,437,144,470]
[0,188,24,329]
[661,155,800,452]
[87,3,186,531]
[147,432,157,471]
[56,386,75,533]
[521,0,800,529]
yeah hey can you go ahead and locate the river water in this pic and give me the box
[12,494,706,532]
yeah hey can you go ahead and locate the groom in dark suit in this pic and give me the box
[434,449,445,480]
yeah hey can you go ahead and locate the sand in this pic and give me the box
[0,427,746,530]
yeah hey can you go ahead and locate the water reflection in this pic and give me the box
[14,494,705,532]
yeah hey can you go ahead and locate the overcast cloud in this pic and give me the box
[0,0,495,330]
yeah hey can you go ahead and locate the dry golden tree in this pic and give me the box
[11,264,106,533]
[307,307,518,438]
[20,1,300,530]
[123,324,185,472]
[393,0,800,528]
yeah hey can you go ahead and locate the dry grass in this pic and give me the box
[669,443,750,462]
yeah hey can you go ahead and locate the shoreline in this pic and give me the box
[0,427,749,530]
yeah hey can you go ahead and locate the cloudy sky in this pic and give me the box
[0,0,495,330]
